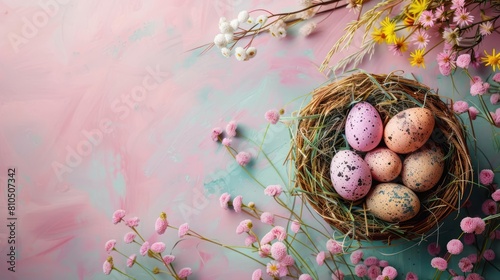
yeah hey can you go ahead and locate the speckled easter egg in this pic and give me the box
[366,183,421,222]
[364,147,402,182]
[401,141,445,192]
[384,107,435,154]
[345,102,384,152]
[330,150,372,201]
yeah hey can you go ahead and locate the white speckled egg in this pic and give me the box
[345,102,384,152]
[384,107,435,154]
[366,183,421,222]
[330,150,372,201]
[402,141,445,192]
[364,147,402,182]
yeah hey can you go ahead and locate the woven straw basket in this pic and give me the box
[292,72,472,241]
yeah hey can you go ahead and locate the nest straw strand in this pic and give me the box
[292,72,472,241]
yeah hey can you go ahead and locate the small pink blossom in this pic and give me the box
[453,100,469,114]
[236,151,251,166]
[451,0,465,10]
[456,53,471,68]
[281,254,295,266]
[468,107,479,120]
[291,219,301,233]
[178,223,190,238]
[125,217,140,228]
[439,63,452,76]
[260,231,276,245]
[271,241,287,261]
[140,241,150,256]
[460,217,477,233]
[431,257,448,271]
[222,137,232,146]
[468,253,478,263]
[245,235,257,246]
[105,239,116,253]
[266,261,287,277]
[491,93,500,105]
[211,127,223,141]
[458,257,473,272]
[472,217,486,234]
[236,219,253,234]
[299,274,313,280]
[437,49,456,67]
[419,10,435,28]
[470,82,489,96]
[484,249,495,261]
[350,249,364,264]
[367,265,381,279]
[259,244,271,257]
[463,233,475,245]
[112,209,126,224]
[124,232,136,244]
[493,73,500,82]
[219,193,231,209]
[454,8,474,28]
[332,269,345,280]
[265,109,281,124]
[127,254,136,268]
[103,257,113,275]
[271,226,287,241]
[155,212,168,234]
[326,239,343,254]
[465,273,483,280]
[178,267,192,278]
[163,255,175,264]
[316,251,326,266]
[232,195,243,213]
[492,189,500,201]
[364,256,379,266]
[447,239,463,255]
[225,120,237,137]
[470,76,483,85]
[264,184,283,197]
[406,272,418,280]
[260,212,275,225]
[355,264,368,277]
[252,269,262,280]
[482,199,497,215]
[479,169,495,185]
[382,266,398,279]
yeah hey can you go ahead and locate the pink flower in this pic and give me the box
[470,76,482,85]
[127,254,136,268]
[458,257,473,272]
[264,184,283,197]
[379,260,389,267]
[178,223,190,238]
[492,189,500,202]
[364,256,379,266]
[280,254,295,266]
[479,169,495,185]
[271,242,287,261]
[260,231,276,245]
[163,255,175,264]
[447,239,463,255]
[232,195,243,213]
[419,10,435,28]
[236,219,253,234]
[326,239,343,254]
[178,267,192,278]
[367,265,381,279]
[219,193,231,209]
[299,274,313,280]
[155,212,168,234]
[350,249,364,264]
[211,127,223,141]
[467,253,478,263]
[406,272,419,280]
[103,257,113,275]
[437,49,456,67]
[316,251,326,266]
[382,266,398,279]
[236,151,251,166]
[265,109,281,124]
[252,269,262,280]
[222,137,232,146]
[470,82,489,96]
[266,261,287,277]
[453,277,466,280]
[465,273,483,280]
[451,0,465,10]
[473,217,485,234]
[439,63,452,76]
[463,233,475,245]
[271,226,287,241]
[493,73,500,82]
[453,8,474,28]
[225,120,237,137]
[484,249,495,261]
[259,244,272,257]
[434,5,446,21]
[355,264,368,277]
[260,212,275,225]
[291,219,301,233]
[453,100,469,114]
[460,217,477,233]
[244,235,257,246]
[125,217,140,227]
[456,53,471,68]
[112,209,126,224]
[412,29,430,49]
[482,199,497,215]
[491,93,500,105]
[140,241,150,256]
[105,239,116,253]
[468,107,479,120]
[431,257,448,271]
[124,232,136,244]
[332,269,345,280]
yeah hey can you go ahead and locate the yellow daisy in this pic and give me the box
[481,49,500,71]
[371,27,387,44]
[380,17,396,44]
[408,0,429,19]
[409,49,426,68]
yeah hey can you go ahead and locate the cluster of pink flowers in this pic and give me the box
[211,119,255,166]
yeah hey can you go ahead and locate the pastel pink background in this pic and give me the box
[0,0,498,279]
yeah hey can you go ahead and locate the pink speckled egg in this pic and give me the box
[345,102,383,152]
[402,141,445,192]
[364,147,402,182]
[384,107,435,154]
[366,183,421,222]
[330,150,372,201]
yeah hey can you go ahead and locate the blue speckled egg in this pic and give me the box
[345,102,383,152]
[330,150,372,201]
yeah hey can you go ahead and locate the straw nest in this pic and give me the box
[292,72,472,241]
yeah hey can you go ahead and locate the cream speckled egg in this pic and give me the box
[330,150,372,201]
[345,102,384,152]
[384,107,435,154]
[366,183,421,222]
[401,141,445,192]
[364,147,402,182]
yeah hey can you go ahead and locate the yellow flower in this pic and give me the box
[394,36,408,53]
[380,17,396,43]
[409,49,426,68]
[481,49,500,71]
[408,0,429,19]
[372,27,387,44]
